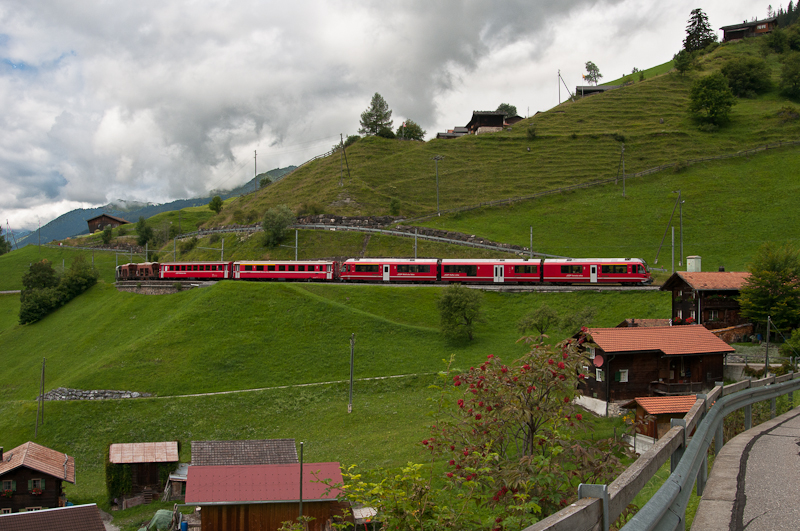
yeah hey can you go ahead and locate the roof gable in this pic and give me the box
[109,441,179,464]
[0,504,105,531]
[587,325,735,356]
[661,271,750,291]
[185,462,344,504]
[191,439,298,466]
[0,442,75,484]
[85,213,130,224]
[626,395,698,415]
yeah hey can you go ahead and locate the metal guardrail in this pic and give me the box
[525,373,800,531]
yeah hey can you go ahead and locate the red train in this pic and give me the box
[116,257,652,285]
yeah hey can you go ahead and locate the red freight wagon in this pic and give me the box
[233,260,337,281]
[440,259,542,283]
[160,261,233,280]
[541,258,651,284]
[116,262,161,281]
[340,258,439,282]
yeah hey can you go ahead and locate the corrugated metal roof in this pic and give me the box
[185,462,344,504]
[0,442,76,483]
[661,271,750,291]
[0,504,105,531]
[109,441,179,464]
[630,395,698,415]
[191,439,298,466]
[588,325,735,356]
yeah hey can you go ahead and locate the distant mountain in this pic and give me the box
[13,166,295,247]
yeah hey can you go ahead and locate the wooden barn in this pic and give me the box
[622,395,698,440]
[578,325,734,401]
[0,442,75,514]
[185,462,351,531]
[0,503,105,531]
[720,17,777,41]
[661,270,750,329]
[108,441,179,505]
[85,214,130,234]
[465,111,505,134]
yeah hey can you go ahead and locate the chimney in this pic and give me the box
[687,256,702,272]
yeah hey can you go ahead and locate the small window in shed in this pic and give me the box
[619,369,629,383]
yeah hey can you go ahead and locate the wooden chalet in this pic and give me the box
[185,462,352,531]
[85,213,130,234]
[108,441,179,504]
[720,17,777,42]
[0,504,105,531]
[622,395,698,440]
[465,111,505,135]
[578,326,734,401]
[660,271,750,329]
[0,442,75,514]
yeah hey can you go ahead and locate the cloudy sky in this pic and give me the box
[1,0,762,230]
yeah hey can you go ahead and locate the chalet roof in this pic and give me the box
[616,319,672,328]
[185,462,344,505]
[191,439,298,466]
[587,325,735,356]
[623,395,698,415]
[85,213,131,224]
[109,441,179,464]
[661,271,750,291]
[0,442,75,484]
[0,504,105,531]
[720,17,777,31]
[471,111,506,116]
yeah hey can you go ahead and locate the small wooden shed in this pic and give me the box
[622,395,698,439]
[108,442,179,504]
[86,214,130,234]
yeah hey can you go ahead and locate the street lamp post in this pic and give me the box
[432,155,444,214]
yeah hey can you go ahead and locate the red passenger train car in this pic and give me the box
[440,259,541,283]
[233,260,337,281]
[340,258,439,282]
[541,258,651,285]
[160,261,233,280]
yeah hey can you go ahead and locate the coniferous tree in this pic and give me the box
[358,93,393,136]
[683,9,718,53]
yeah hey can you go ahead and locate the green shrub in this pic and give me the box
[209,233,221,244]
[173,282,183,291]
[780,53,800,97]
[389,198,401,216]
[262,205,296,247]
[721,57,772,97]
[526,126,537,140]
[297,202,324,217]
[179,237,198,254]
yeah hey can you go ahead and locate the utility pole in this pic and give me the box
[678,191,684,266]
[621,144,626,197]
[558,70,561,104]
[530,226,533,259]
[432,155,444,214]
[35,358,45,438]
[414,229,418,259]
[671,227,675,274]
[339,134,344,187]
[765,316,771,377]
[254,150,257,192]
[348,334,355,413]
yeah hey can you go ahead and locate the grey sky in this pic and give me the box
[1,0,761,230]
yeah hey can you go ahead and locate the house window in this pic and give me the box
[588,347,596,359]
[709,309,719,320]
[24,507,43,512]
[1,508,10,514]
[596,369,604,382]
[677,310,683,319]
[29,479,45,493]
[690,310,696,319]
[619,369,629,383]
[1,480,11,491]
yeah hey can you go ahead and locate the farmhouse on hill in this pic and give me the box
[0,442,76,514]
[578,325,734,402]
[660,270,750,332]
[85,213,130,234]
[720,16,777,41]
[185,462,352,531]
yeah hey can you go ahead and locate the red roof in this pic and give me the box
[109,441,179,464]
[628,395,698,415]
[0,504,105,531]
[587,325,735,356]
[664,271,750,291]
[185,462,344,504]
[0,442,75,484]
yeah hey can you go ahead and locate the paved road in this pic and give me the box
[693,405,800,531]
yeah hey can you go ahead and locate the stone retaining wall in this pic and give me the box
[41,387,152,401]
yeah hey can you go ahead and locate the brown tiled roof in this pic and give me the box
[616,319,672,328]
[191,439,298,466]
[0,442,75,483]
[625,395,698,415]
[662,271,750,291]
[587,325,735,356]
[85,213,131,224]
[0,504,105,531]
[109,441,179,464]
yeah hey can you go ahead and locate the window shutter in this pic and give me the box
[41,479,45,490]
[10,481,15,492]
[28,480,32,491]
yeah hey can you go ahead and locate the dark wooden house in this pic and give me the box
[0,503,105,531]
[622,395,698,439]
[185,462,352,531]
[660,271,750,329]
[86,214,130,234]
[0,442,76,514]
[720,17,777,41]
[108,441,179,504]
[578,325,733,401]
[465,111,505,135]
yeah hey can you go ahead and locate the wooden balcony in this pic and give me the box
[649,380,706,396]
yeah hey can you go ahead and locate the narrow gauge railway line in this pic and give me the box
[115,279,660,293]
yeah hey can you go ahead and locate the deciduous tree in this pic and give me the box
[135,216,154,246]
[683,8,718,53]
[262,205,296,247]
[721,57,772,97]
[396,119,426,140]
[437,284,485,340]
[358,93,393,136]
[208,195,223,214]
[673,49,695,76]
[780,53,800,97]
[495,103,518,117]
[517,304,559,337]
[689,72,737,124]
[739,243,800,332]
[583,61,602,85]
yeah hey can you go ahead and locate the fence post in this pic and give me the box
[578,484,609,531]
[670,418,687,472]
[695,395,709,496]
[790,371,795,408]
